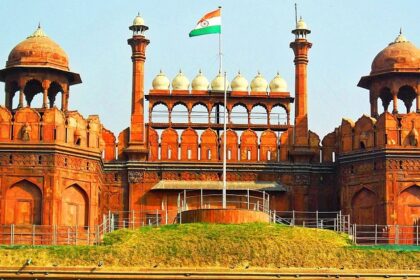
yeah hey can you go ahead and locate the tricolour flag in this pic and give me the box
[189,8,221,37]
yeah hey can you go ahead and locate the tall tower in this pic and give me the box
[126,14,150,160]
[290,17,312,148]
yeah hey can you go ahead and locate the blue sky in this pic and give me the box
[0,0,418,138]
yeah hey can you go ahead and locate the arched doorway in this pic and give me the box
[5,180,42,225]
[351,188,376,225]
[397,185,420,244]
[62,185,88,227]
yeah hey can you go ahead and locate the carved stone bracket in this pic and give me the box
[128,170,144,184]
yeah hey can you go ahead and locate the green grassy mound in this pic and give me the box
[0,223,418,270]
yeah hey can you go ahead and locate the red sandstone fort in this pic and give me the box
[0,14,419,243]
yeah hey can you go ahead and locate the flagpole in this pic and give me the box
[218,6,227,209]
[218,6,223,73]
[222,71,227,209]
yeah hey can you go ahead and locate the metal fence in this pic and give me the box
[0,223,109,246]
[351,224,420,245]
[177,189,270,213]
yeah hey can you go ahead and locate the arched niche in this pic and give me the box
[180,128,198,160]
[61,184,88,227]
[351,187,376,225]
[200,128,218,161]
[148,127,159,161]
[397,185,420,244]
[161,128,178,161]
[378,87,392,114]
[240,129,258,161]
[221,129,238,161]
[210,103,226,124]
[5,180,42,225]
[397,185,420,225]
[260,129,277,161]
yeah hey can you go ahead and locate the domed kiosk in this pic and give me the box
[0,25,81,110]
[358,30,420,116]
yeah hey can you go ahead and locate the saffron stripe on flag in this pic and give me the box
[189,25,221,37]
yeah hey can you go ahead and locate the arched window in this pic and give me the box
[191,103,208,123]
[231,104,248,124]
[151,103,169,123]
[250,105,268,125]
[171,103,189,123]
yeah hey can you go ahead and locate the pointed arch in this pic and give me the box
[240,129,258,161]
[221,129,238,161]
[5,180,42,225]
[351,187,376,225]
[200,128,218,161]
[181,128,198,160]
[260,129,278,161]
[161,128,178,160]
[61,184,88,226]
[148,127,159,160]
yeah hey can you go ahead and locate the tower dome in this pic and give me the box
[6,25,69,71]
[152,70,170,90]
[371,31,420,75]
[231,71,248,91]
[172,70,190,90]
[211,72,229,91]
[269,72,288,92]
[191,70,209,90]
[250,72,268,92]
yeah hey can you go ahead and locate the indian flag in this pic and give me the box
[189,8,221,37]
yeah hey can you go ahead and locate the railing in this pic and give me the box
[351,224,420,245]
[177,189,270,214]
[0,223,109,246]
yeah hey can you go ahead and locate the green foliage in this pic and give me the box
[0,223,418,270]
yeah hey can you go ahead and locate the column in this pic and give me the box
[18,89,24,108]
[61,89,69,111]
[392,94,398,114]
[417,93,420,113]
[4,90,10,110]
[42,88,48,108]
[370,94,378,118]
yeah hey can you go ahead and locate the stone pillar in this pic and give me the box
[42,81,50,108]
[4,90,11,110]
[417,93,420,113]
[392,94,398,114]
[370,93,378,118]
[61,89,69,111]
[18,89,24,108]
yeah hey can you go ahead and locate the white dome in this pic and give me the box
[269,72,288,92]
[191,70,209,90]
[296,17,308,30]
[211,72,229,91]
[133,14,145,26]
[152,70,170,90]
[172,70,190,90]
[250,72,268,92]
[231,71,248,91]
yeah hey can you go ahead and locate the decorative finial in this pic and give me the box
[257,71,261,75]
[138,12,140,16]
[198,69,202,74]
[159,69,163,73]
[179,69,182,74]
[238,70,241,75]
[38,22,41,28]
[399,27,402,35]
[277,71,280,75]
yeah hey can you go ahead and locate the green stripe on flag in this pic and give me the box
[189,25,221,37]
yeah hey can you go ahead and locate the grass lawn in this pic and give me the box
[0,223,418,270]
